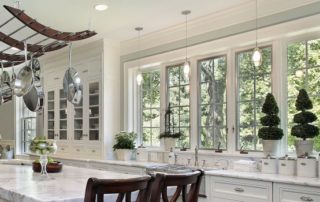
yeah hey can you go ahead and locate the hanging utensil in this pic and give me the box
[0,62,12,104]
[14,41,34,96]
[23,54,44,112]
[63,43,82,104]
[29,58,40,81]
[10,62,16,89]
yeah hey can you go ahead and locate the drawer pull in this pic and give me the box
[92,150,96,153]
[281,163,286,166]
[264,162,269,165]
[300,196,313,201]
[234,187,244,192]
[61,148,64,151]
[76,149,80,152]
[300,162,307,166]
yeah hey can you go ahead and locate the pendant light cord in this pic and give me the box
[255,0,258,48]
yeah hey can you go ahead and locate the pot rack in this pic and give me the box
[0,5,97,67]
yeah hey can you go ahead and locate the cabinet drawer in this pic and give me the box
[72,146,86,154]
[274,183,320,202]
[210,176,272,202]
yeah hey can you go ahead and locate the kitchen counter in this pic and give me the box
[0,164,144,202]
[205,169,320,187]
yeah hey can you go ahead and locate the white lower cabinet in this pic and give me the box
[273,183,320,202]
[207,176,273,202]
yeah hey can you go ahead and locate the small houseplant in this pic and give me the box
[160,103,183,151]
[113,131,136,161]
[291,89,319,156]
[258,93,284,156]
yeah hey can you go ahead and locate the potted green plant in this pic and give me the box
[258,93,284,156]
[291,89,319,156]
[160,103,183,151]
[113,131,137,161]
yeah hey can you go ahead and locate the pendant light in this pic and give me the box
[182,10,191,78]
[135,27,143,86]
[252,0,262,67]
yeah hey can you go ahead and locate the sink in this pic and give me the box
[146,164,221,174]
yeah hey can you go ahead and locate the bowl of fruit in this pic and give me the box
[29,136,57,155]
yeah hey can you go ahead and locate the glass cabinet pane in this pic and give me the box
[47,91,55,139]
[89,82,99,140]
[74,90,83,140]
[59,89,67,140]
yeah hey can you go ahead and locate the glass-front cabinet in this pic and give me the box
[59,89,68,140]
[74,91,84,140]
[47,91,55,139]
[89,82,100,141]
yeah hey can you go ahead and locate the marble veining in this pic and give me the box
[0,164,143,202]
[205,169,320,187]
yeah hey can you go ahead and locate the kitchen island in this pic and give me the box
[0,164,144,202]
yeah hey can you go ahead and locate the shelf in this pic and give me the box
[74,107,83,109]
[89,93,99,96]
[59,109,67,111]
[89,105,99,108]
[48,110,54,112]
[59,129,67,131]
[89,117,99,119]
[60,119,67,121]
[74,118,83,120]
[90,129,99,131]
[48,100,54,102]
[60,98,67,101]
[74,129,83,131]
[48,119,54,121]
[48,129,54,131]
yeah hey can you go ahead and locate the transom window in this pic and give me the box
[167,64,190,148]
[287,39,320,152]
[141,70,161,147]
[198,55,227,149]
[236,46,272,151]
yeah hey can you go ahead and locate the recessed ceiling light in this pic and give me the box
[11,47,19,51]
[95,4,108,11]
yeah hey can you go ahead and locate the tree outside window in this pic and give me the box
[237,46,272,151]
[167,64,190,148]
[198,55,227,149]
[287,39,320,152]
[141,70,161,147]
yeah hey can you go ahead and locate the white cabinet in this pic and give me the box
[207,176,273,202]
[43,56,103,159]
[274,183,320,202]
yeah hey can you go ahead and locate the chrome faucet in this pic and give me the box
[194,145,199,167]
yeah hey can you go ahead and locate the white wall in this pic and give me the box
[0,101,15,140]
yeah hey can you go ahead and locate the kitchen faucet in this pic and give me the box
[194,145,199,167]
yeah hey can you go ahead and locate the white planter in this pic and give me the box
[115,149,133,161]
[136,148,148,162]
[6,150,13,159]
[278,159,296,176]
[261,158,277,174]
[295,140,314,157]
[164,138,176,151]
[297,158,317,178]
[262,140,280,157]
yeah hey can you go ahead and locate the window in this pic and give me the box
[141,70,161,147]
[21,103,36,153]
[167,64,190,148]
[198,55,227,149]
[287,39,320,152]
[237,46,272,151]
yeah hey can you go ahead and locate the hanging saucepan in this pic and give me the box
[0,62,13,104]
[23,55,44,112]
[14,42,33,97]
[10,63,16,89]
[63,43,82,105]
[29,58,41,81]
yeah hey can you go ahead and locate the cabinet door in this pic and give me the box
[58,89,68,140]
[87,79,100,141]
[46,90,55,140]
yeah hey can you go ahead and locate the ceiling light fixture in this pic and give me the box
[182,10,191,78]
[94,4,108,11]
[11,47,19,51]
[252,0,262,67]
[135,27,143,86]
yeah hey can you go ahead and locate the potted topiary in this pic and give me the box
[160,103,183,151]
[113,131,137,161]
[258,93,284,157]
[291,89,319,156]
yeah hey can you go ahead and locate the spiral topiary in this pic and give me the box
[258,93,284,140]
[291,89,319,140]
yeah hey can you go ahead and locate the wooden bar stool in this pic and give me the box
[149,169,204,202]
[84,175,152,202]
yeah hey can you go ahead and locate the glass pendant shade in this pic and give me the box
[183,60,190,78]
[252,47,262,67]
[136,73,143,86]
[295,70,304,77]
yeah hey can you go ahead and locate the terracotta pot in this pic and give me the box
[32,162,63,173]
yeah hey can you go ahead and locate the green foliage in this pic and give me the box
[258,93,284,140]
[29,136,57,155]
[113,131,137,151]
[159,131,183,139]
[295,89,313,111]
[291,89,319,140]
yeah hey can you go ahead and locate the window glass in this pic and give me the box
[237,46,272,151]
[199,56,227,149]
[167,64,190,148]
[141,70,161,147]
[287,39,320,152]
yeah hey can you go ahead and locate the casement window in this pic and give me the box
[287,39,320,152]
[140,70,161,147]
[198,55,227,149]
[236,46,272,151]
[167,64,190,148]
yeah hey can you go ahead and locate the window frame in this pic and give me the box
[197,54,228,150]
[235,45,273,152]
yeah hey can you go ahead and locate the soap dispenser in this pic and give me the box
[168,147,175,165]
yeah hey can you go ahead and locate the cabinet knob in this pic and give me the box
[92,150,96,153]
[76,149,80,152]
[234,187,244,193]
[61,148,64,151]
[300,196,314,201]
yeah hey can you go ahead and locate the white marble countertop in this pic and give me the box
[205,169,320,187]
[0,164,144,202]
